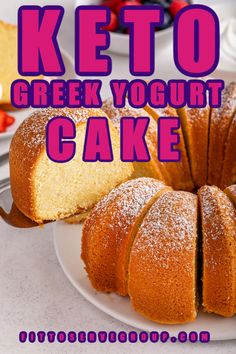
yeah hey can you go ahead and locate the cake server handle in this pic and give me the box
[0,177,10,190]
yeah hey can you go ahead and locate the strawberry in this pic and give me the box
[169,0,189,18]
[101,0,121,12]
[5,115,15,127]
[102,11,118,31]
[0,110,15,132]
[0,110,7,133]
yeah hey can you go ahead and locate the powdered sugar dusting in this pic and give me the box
[102,97,158,152]
[151,105,178,118]
[11,107,106,156]
[212,82,236,125]
[88,177,167,239]
[131,191,197,270]
[226,184,236,196]
[186,106,210,126]
[102,98,150,132]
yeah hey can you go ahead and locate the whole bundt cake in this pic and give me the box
[82,82,236,324]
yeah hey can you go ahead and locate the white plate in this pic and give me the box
[0,138,11,157]
[53,221,236,340]
[0,49,74,141]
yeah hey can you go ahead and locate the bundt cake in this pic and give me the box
[83,178,236,324]
[208,82,236,186]
[177,106,210,187]
[102,98,171,184]
[82,178,172,296]
[224,184,236,206]
[128,191,198,324]
[9,107,133,223]
[143,105,194,191]
[199,186,236,317]
[7,79,236,324]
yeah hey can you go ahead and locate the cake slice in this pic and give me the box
[177,106,210,187]
[82,178,172,296]
[9,108,133,223]
[128,191,198,324]
[144,105,194,191]
[221,114,236,189]
[102,98,171,184]
[224,184,236,207]
[0,21,42,109]
[199,185,236,317]
[208,82,236,186]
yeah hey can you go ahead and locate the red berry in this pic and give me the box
[116,1,141,15]
[0,110,7,133]
[5,115,15,127]
[101,0,121,12]
[102,11,118,32]
[169,0,189,18]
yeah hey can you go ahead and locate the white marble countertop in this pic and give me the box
[0,0,236,353]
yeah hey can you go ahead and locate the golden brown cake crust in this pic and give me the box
[208,83,236,186]
[102,98,171,184]
[82,178,172,296]
[9,107,112,221]
[178,106,210,187]
[221,114,236,189]
[199,185,236,317]
[144,105,194,191]
[224,184,236,207]
[128,191,198,324]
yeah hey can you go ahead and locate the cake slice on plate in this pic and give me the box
[0,21,42,110]
[9,107,133,223]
